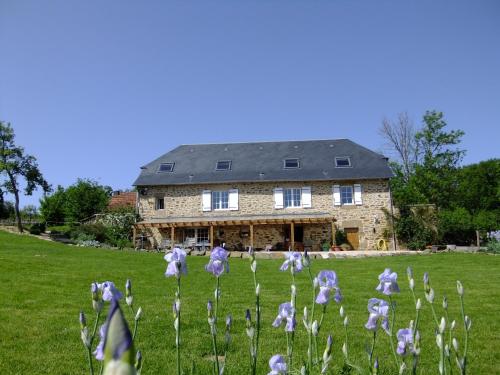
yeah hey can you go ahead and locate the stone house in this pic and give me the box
[132,139,394,251]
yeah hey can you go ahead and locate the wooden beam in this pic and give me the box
[250,224,254,250]
[290,221,295,250]
[331,221,336,246]
[171,226,175,244]
[132,225,136,249]
[210,225,214,249]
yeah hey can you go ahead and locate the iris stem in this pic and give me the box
[213,277,220,375]
[133,319,139,340]
[388,295,400,370]
[86,346,94,375]
[176,277,181,375]
[290,273,296,369]
[369,331,377,370]
[459,292,468,375]
[252,268,260,375]
[307,267,316,372]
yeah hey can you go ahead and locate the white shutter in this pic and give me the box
[228,189,239,210]
[202,190,212,211]
[333,185,341,206]
[301,186,312,208]
[274,188,284,209]
[354,184,363,205]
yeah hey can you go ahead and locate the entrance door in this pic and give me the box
[284,225,304,250]
[345,228,359,250]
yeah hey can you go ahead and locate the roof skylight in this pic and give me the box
[157,163,175,172]
[335,157,352,168]
[216,160,232,171]
[284,158,300,169]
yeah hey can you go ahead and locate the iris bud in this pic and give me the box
[456,281,464,296]
[439,317,446,334]
[135,307,143,321]
[312,320,319,336]
[425,288,435,303]
[251,260,257,273]
[339,306,345,318]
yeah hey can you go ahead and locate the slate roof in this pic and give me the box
[133,139,393,186]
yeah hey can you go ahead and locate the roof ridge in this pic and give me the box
[178,139,348,147]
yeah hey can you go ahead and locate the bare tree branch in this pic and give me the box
[379,112,418,181]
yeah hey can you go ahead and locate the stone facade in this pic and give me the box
[138,179,393,250]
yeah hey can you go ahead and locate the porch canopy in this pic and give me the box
[134,212,336,250]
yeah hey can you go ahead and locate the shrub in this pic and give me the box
[28,222,46,235]
[394,213,434,250]
[46,225,72,236]
[438,208,474,245]
[71,223,108,243]
[335,229,347,245]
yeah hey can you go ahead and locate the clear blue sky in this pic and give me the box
[1,0,499,208]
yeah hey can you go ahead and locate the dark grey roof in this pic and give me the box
[133,139,393,186]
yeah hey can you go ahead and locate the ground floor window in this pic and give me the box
[183,227,209,246]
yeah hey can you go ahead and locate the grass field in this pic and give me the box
[0,230,499,374]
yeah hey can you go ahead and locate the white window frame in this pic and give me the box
[212,190,229,210]
[335,157,352,168]
[155,197,165,210]
[284,188,302,208]
[340,186,354,205]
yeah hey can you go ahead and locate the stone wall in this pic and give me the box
[137,179,393,250]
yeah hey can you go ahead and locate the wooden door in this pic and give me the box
[345,228,359,250]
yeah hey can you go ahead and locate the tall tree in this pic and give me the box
[63,179,111,223]
[379,112,418,182]
[0,121,50,232]
[413,111,465,208]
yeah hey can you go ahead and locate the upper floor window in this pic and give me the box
[335,157,351,168]
[340,186,353,205]
[284,158,300,169]
[157,163,175,172]
[212,191,229,210]
[216,160,232,171]
[155,197,165,210]
[284,188,302,208]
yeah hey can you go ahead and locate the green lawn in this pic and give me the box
[0,230,499,375]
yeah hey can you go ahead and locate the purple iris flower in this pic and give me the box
[98,281,123,302]
[205,246,229,276]
[375,268,400,296]
[164,247,188,278]
[272,302,296,332]
[267,354,287,375]
[365,298,390,334]
[94,323,107,361]
[315,270,342,305]
[396,328,414,356]
[279,252,303,274]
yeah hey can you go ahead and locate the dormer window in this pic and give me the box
[335,157,351,168]
[216,160,232,171]
[284,158,300,169]
[157,163,175,172]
